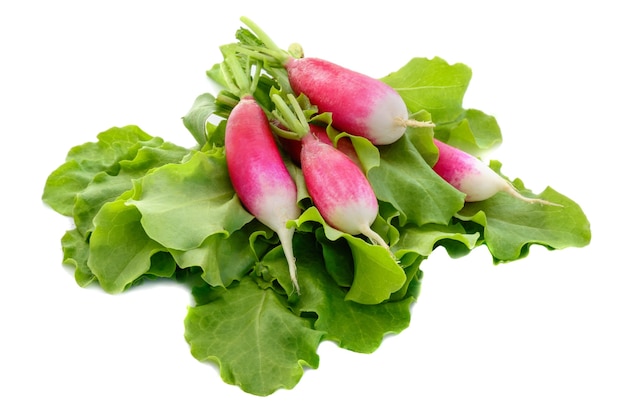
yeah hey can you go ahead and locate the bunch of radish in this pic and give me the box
[218,17,560,294]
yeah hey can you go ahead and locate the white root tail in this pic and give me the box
[395,117,436,128]
[360,226,399,261]
[504,182,563,207]
[276,227,300,295]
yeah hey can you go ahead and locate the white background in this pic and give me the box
[2,1,623,415]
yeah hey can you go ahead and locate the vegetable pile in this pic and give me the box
[42,17,591,396]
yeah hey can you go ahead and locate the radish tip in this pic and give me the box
[396,117,436,129]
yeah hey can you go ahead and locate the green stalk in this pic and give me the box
[287,94,309,131]
[270,93,310,139]
[240,16,288,62]
[219,45,264,100]
[226,54,250,96]
[249,60,262,95]
[232,44,284,66]
[216,91,240,110]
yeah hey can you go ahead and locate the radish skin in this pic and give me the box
[225,95,301,293]
[432,138,561,206]
[300,133,390,250]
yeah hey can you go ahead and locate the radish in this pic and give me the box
[236,16,434,145]
[221,53,301,294]
[271,93,391,253]
[300,133,390,249]
[432,138,561,206]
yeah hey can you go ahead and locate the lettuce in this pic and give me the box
[42,53,591,396]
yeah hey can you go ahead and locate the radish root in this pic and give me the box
[360,227,398,261]
[504,182,563,207]
[395,117,436,128]
[276,227,300,295]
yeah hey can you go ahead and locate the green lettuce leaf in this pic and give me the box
[257,233,419,353]
[42,126,162,216]
[88,193,169,293]
[381,56,471,124]
[127,149,254,251]
[368,133,466,227]
[436,108,503,155]
[382,57,501,152]
[73,142,188,236]
[456,183,591,262]
[60,229,95,287]
[182,92,218,146]
[394,222,481,259]
[184,278,324,396]
[291,207,407,305]
[170,223,275,288]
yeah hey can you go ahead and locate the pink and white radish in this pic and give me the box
[285,57,425,145]
[432,138,561,206]
[238,16,433,145]
[271,93,391,252]
[225,95,301,293]
[300,133,390,249]
[221,52,301,294]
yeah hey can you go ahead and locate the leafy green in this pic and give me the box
[170,224,274,288]
[41,29,591,397]
[182,92,218,146]
[73,142,189,236]
[382,57,502,153]
[185,277,324,396]
[382,56,472,124]
[291,207,407,305]
[42,126,162,216]
[60,229,94,287]
[44,126,189,288]
[456,175,591,262]
[368,132,466,227]
[88,193,169,293]
[127,149,254,251]
[256,233,419,353]
[436,108,503,155]
[394,222,481,259]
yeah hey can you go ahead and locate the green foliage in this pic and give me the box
[185,277,324,396]
[382,57,503,153]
